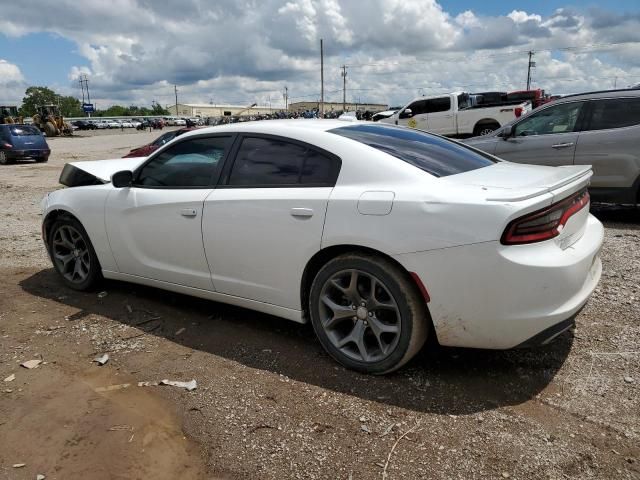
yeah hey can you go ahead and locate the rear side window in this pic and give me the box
[425,97,451,113]
[136,136,230,187]
[228,136,340,187]
[330,124,497,178]
[9,125,41,136]
[587,98,640,131]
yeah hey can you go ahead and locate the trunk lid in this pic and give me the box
[445,162,592,202]
[442,162,593,249]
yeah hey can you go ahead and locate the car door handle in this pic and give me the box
[180,208,197,217]
[551,142,574,149]
[290,208,314,218]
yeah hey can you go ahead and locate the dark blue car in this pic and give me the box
[0,124,51,165]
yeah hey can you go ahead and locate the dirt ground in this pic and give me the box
[0,129,638,479]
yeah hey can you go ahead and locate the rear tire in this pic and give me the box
[309,253,429,374]
[48,216,102,291]
[35,156,48,163]
[473,122,500,136]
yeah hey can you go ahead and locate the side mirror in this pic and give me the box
[399,108,413,119]
[500,125,513,139]
[112,170,133,188]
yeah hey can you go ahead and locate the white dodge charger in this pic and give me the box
[41,120,603,374]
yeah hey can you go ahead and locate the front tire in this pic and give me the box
[48,216,102,291]
[309,253,428,374]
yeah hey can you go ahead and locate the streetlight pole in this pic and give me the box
[320,38,324,118]
[341,65,347,111]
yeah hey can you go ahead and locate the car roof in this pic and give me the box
[555,87,640,102]
[178,119,357,138]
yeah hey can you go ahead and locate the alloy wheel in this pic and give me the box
[52,225,91,284]
[318,269,401,363]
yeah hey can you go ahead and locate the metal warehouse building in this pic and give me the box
[288,101,388,113]
[168,103,274,117]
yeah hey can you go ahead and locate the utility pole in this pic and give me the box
[83,75,92,117]
[283,86,288,112]
[526,51,535,90]
[341,65,347,111]
[174,85,179,116]
[79,77,85,104]
[614,76,618,89]
[320,38,324,118]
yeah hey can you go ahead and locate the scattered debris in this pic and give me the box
[3,374,15,382]
[248,424,278,433]
[382,420,422,480]
[137,381,159,387]
[20,359,42,369]
[361,424,371,433]
[175,327,186,336]
[47,325,65,331]
[93,353,109,366]
[98,291,108,298]
[623,376,634,384]
[160,379,197,391]
[94,383,131,393]
[12,463,25,468]
[126,304,133,313]
[108,425,133,431]
[37,475,46,480]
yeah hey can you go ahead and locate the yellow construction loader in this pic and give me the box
[32,105,73,136]
[0,106,23,124]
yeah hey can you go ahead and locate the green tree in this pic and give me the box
[19,86,58,117]
[59,96,83,117]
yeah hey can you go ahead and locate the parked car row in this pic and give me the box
[71,119,141,130]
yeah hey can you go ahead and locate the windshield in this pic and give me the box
[329,124,497,177]
[9,125,41,136]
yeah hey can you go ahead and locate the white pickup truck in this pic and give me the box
[380,91,532,137]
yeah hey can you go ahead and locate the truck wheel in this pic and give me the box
[44,122,57,137]
[473,122,500,136]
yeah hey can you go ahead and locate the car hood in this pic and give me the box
[442,162,592,202]
[61,157,147,185]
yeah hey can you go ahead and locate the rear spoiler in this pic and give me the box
[486,166,592,202]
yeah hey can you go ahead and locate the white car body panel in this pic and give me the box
[202,187,332,309]
[105,187,215,290]
[42,120,603,350]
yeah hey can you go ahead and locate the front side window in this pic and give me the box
[136,136,230,187]
[514,101,583,136]
[587,97,640,131]
[425,97,451,113]
[330,124,497,178]
[228,136,340,187]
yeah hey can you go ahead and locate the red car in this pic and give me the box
[122,127,196,158]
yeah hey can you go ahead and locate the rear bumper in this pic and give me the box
[4,149,50,159]
[394,214,604,349]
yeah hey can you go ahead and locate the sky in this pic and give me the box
[1,0,640,109]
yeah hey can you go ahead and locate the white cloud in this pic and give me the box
[0,1,639,107]
[0,59,27,104]
[507,10,543,24]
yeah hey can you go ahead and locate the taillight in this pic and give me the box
[2,142,12,149]
[515,107,523,117]
[501,189,590,245]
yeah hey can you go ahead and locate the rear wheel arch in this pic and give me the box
[300,244,432,322]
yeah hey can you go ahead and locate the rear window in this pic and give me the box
[329,124,497,177]
[9,126,41,136]
[587,98,640,131]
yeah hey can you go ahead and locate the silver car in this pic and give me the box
[464,88,640,205]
